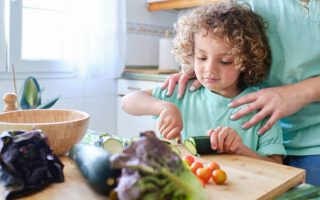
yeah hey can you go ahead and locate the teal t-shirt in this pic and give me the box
[152,84,286,157]
[240,0,320,155]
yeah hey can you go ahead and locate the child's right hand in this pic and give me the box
[158,103,183,140]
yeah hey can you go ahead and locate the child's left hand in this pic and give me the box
[207,127,244,154]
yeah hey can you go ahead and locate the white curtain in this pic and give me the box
[0,0,6,72]
[69,0,126,79]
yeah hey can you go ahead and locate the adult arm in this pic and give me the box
[161,71,202,98]
[229,76,320,134]
[121,90,183,139]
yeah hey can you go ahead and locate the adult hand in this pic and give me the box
[229,85,309,134]
[161,71,201,98]
[158,103,183,140]
[208,127,244,154]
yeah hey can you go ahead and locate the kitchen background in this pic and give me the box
[0,0,181,136]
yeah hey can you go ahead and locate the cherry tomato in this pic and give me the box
[182,155,195,166]
[197,176,206,188]
[207,162,220,173]
[196,167,211,184]
[212,169,227,185]
[190,161,204,174]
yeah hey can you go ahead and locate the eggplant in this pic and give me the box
[69,144,121,196]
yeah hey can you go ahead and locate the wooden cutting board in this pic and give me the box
[177,145,305,200]
[0,151,305,200]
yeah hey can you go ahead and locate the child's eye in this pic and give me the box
[220,60,233,65]
[197,57,207,61]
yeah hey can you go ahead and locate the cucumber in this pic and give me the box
[130,136,140,142]
[160,138,172,145]
[185,136,217,155]
[69,144,121,196]
[184,139,197,156]
[170,146,181,156]
[102,137,124,154]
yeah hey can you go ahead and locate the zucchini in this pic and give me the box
[69,144,121,196]
[101,137,124,154]
[185,136,217,155]
[170,146,181,156]
[184,139,197,156]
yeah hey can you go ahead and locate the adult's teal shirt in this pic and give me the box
[153,84,286,157]
[240,0,320,155]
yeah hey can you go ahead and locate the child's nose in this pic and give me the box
[204,60,218,73]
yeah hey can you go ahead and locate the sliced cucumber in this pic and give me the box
[102,137,124,154]
[130,136,140,142]
[170,146,181,156]
[184,139,197,156]
[161,138,172,145]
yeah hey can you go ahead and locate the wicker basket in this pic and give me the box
[0,109,90,155]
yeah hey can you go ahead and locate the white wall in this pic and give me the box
[126,0,177,66]
[0,76,117,134]
[0,0,178,135]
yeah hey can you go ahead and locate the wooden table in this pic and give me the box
[1,157,107,200]
[1,152,305,200]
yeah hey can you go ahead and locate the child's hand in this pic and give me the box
[158,103,183,140]
[207,127,244,154]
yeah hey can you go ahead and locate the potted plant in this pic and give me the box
[20,76,60,109]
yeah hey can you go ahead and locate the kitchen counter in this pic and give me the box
[120,66,178,82]
[121,71,169,82]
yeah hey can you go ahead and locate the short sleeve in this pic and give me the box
[257,119,286,156]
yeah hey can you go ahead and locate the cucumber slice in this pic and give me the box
[170,146,181,156]
[130,136,140,142]
[184,139,197,156]
[102,138,124,154]
[161,138,172,145]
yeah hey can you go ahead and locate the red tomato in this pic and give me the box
[196,167,211,184]
[207,162,220,173]
[190,161,204,174]
[212,169,227,185]
[182,155,195,166]
[197,176,206,188]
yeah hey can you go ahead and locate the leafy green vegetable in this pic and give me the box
[20,76,60,109]
[110,131,207,200]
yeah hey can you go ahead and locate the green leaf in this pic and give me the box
[23,78,40,107]
[161,168,207,200]
[37,88,45,105]
[36,96,60,109]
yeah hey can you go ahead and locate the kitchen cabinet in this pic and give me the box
[147,0,222,11]
[117,78,162,138]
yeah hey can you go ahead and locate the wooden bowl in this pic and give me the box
[0,109,90,155]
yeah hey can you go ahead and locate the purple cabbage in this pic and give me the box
[0,130,64,199]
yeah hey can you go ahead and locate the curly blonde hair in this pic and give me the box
[172,2,271,88]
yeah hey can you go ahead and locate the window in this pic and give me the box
[0,0,6,72]
[7,0,73,73]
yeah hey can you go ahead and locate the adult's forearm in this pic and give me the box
[299,76,320,103]
[121,91,170,116]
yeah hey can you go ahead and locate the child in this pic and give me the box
[122,2,285,164]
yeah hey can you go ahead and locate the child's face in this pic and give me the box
[194,31,241,98]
